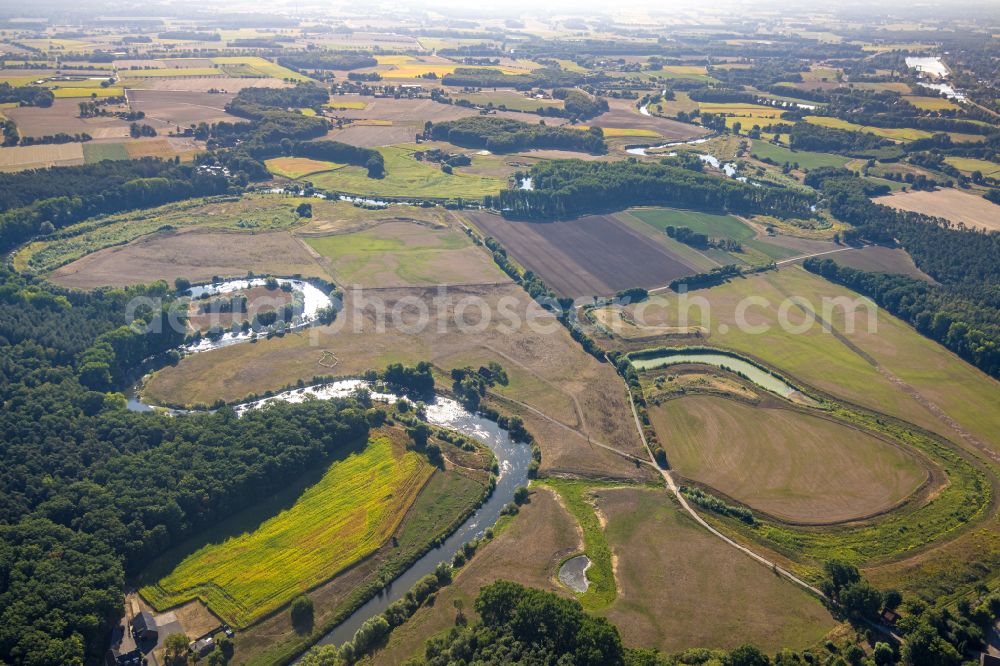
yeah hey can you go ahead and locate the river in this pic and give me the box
[127,375,531,654]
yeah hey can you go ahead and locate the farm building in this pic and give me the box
[131,611,158,641]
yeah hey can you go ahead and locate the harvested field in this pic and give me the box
[0,142,83,171]
[587,98,710,141]
[466,210,697,298]
[650,395,928,523]
[830,245,934,281]
[329,97,470,123]
[598,487,835,651]
[304,220,508,287]
[127,89,236,127]
[5,99,131,139]
[126,77,291,93]
[327,97,567,127]
[873,188,1000,232]
[265,156,344,179]
[323,123,418,147]
[369,486,582,665]
[142,430,436,627]
[49,229,327,289]
[142,283,649,478]
[125,138,184,159]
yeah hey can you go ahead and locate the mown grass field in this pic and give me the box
[456,93,563,113]
[142,432,434,627]
[750,140,850,170]
[629,206,754,240]
[304,221,506,287]
[265,156,345,179]
[572,126,661,138]
[597,487,836,651]
[649,395,927,523]
[210,56,311,81]
[905,95,961,111]
[644,65,718,83]
[943,156,1000,177]
[82,142,129,163]
[307,145,505,199]
[804,115,934,142]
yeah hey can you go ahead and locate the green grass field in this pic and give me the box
[629,207,755,241]
[304,222,505,286]
[211,56,312,82]
[141,433,434,627]
[750,140,850,170]
[307,145,505,199]
[943,156,1000,177]
[83,142,129,163]
[803,115,933,142]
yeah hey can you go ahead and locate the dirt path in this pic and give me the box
[619,377,825,597]
[775,246,854,266]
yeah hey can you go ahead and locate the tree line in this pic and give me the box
[486,159,815,219]
[428,116,608,154]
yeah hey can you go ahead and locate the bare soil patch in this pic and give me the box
[49,229,329,289]
[874,188,1000,232]
[466,210,697,298]
[323,124,418,147]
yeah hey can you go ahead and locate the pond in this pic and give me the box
[629,349,799,399]
[558,555,591,593]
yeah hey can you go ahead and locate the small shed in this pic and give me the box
[189,637,215,658]
[131,611,157,641]
[980,654,1000,666]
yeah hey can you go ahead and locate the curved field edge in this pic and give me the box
[139,434,434,627]
[650,393,932,525]
[637,364,992,577]
[11,194,315,274]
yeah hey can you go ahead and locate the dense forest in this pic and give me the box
[0,82,54,107]
[0,265,377,665]
[277,52,377,72]
[486,159,815,219]
[441,66,586,90]
[428,116,607,154]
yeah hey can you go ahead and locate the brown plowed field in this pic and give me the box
[128,90,237,127]
[465,211,697,298]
